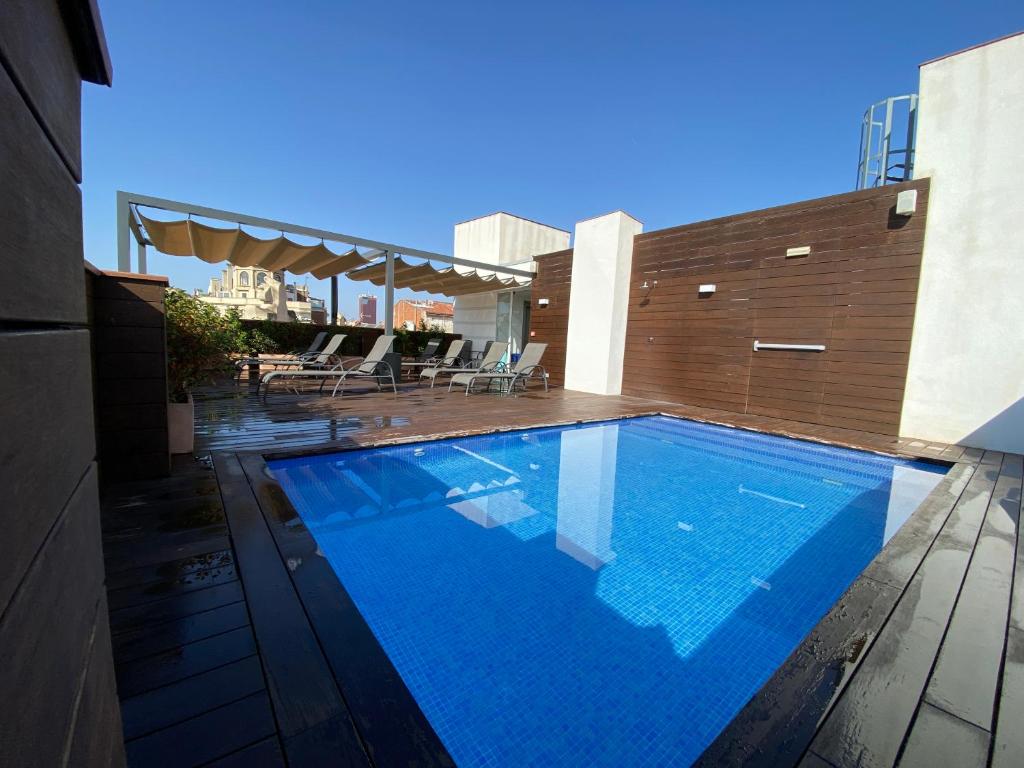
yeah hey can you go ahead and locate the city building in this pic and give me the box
[194,265,323,322]
[394,298,455,332]
[357,294,378,325]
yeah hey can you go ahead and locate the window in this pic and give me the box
[238,271,250,287]
[256,272,266,287]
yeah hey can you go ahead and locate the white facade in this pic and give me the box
[451,213,569,356]
[900,33,1024,452]
[197,265,322,322]
[563,211,643,395]
[453,212,569,268]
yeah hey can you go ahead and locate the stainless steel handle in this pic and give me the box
[753,340,826,352]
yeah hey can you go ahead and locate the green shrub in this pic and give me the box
[237,321,457,357]
[165,289,242,401]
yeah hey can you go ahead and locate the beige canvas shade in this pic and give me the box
[138,212,373,277]
[345,256,531,296]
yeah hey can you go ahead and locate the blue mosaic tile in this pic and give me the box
[269,415,947,767]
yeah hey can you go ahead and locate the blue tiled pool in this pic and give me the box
[269,416,947,767]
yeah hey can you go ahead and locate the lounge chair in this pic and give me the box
[235,331,337,379]
[400,337,443,378]
[250,333,347,384]
[260,335,397,398]
[448,343,548,396]
[405,339,467,377]
[420,341,508,388]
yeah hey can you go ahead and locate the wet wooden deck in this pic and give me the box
[99,380,1022,767]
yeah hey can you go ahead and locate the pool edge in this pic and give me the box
[221,422,981,767]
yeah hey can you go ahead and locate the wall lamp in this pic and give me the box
[640,279,658,290]
[537,298,550,307]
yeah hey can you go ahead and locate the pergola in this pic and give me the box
[116,191,535,333]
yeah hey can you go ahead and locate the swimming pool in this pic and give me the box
[269,415,947,767]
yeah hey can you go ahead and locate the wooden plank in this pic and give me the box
[0,465,106,768]
[213,453,368,760]
[694,576,901,767]
[112,601,250,664]
[0,0,83,180]
[897,702,990,768]
[240,453,455,768]
[109,580,244,635]
[67,597,126,768]
[924,453,1023,728]
[115,626,257,698]
[0,331,95,614]
[124,691,278,768]
[120,655,266,741]
[203,737,286,767]
[809,452,1002,767]
[992,628,1024,768]
[107,560,237,611]
[0,65,85,323]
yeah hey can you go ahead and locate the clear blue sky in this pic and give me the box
[81,1,1022,318]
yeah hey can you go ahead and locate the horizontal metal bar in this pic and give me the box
[753,340,826,352]
[119,190,535,278]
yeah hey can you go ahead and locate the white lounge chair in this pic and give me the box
[400,337,446,378]
[420,341,507,388]
[250,333,347,385]
[405,339,467,378]
[260,334,397,398]
[236,331,341,378]
[448,343,548,396]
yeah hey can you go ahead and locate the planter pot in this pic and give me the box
[168,395,194,455]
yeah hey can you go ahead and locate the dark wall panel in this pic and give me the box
[91,271,170,482]
[0,63,86,323]
[623,180,929,435]
[0,3,125,765]
[0,330,96,613]
[528,248,573,388]
[0,0,84,179]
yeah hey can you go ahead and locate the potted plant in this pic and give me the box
[164,289,239,453]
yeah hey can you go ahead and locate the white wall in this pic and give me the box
[453,292,498,354]
[454,212,569,267]
[563,211,643,395]
[900,33,1024,452]
[452,213,568,353]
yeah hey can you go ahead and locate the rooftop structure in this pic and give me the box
[3,7,1023,768]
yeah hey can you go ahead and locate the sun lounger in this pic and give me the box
[235,331,339,379]
[420,341,507,387]
[260,335,397,397]
[448,343,548,396]
[404,339,467,376]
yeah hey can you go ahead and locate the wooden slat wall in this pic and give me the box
[622,180,929,435]
[528,248,574,387]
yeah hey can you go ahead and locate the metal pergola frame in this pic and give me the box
[117,190,534,334]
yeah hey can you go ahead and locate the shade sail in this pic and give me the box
[138,212,371,276]
[346,256,531,296]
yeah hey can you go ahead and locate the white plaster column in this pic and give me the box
[563,211,643,395]
[899,33,1024,452]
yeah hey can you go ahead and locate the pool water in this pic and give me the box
[269,416,947,767]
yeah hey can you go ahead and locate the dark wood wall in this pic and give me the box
[622,180,929,435]
[528,248,574,387]
[0,2,124,766]
[90,269,171,483]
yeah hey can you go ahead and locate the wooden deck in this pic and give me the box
[99,381,1022,767]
